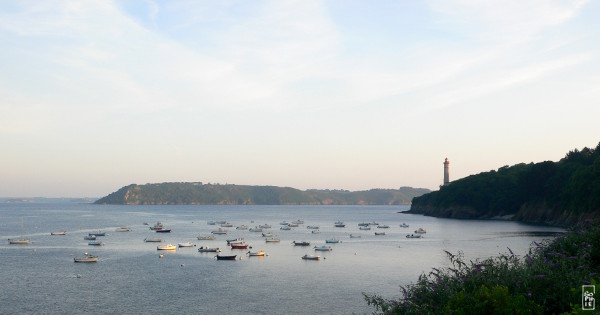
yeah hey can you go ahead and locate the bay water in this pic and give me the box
[0,202,564,314]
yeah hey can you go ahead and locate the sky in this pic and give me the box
[1,0,599,197]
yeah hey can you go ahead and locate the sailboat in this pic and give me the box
[8,217,30,245]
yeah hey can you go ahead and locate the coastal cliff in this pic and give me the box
[94,182,430,205]
[407,142,600,227]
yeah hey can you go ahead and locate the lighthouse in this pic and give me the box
[443,158,450,186]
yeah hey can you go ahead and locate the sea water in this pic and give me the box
[0,202,564,314]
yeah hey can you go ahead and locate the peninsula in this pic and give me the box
[94,183,429,205]
[408,142,600,227]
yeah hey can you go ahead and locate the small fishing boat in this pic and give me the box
[292,220,304,225]
[236,225,248,230]
[399,223,410,228]
[306,225,319,230]
[226,238,244,245]
[334,221,345,227]
[262,232,273,237]
[157,244,177,250]
[247,250,265,257]
[265,237,280,243]
[156,229,172,233]
[375,232,386,236]
[115,226,132,232]
[359,226,371,230]
[197,235,216,240]
[280,221,289,225]
[311,230,320,234]
[207,220,216,225]
[150,221,164,230]
[287,223,299,227]
[178,242,195,247]
[84,235,97,241]
[211,228,227,235]
[216,254,237,260]
[358,222,369,227]
[249,227,263,232]
[89,231,105,237]
[51,230,67,236]
[280,226,291,231]
[377,225,390,229]
[216,220,227,225]
[414,228,426,234]
[259,224,272,229]
[88,240,103,246]
[301,254,320,260]
[220,223,233,227]
[314,245,332,251]
[293,241,310,246]
[406,234,422,239]
[198,246,220,252]
[74,252,98,263]
[144,237,163,242]
[231,243,249,249]
[325,238,340,244]
[349,234,361,238]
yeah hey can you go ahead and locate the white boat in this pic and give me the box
[178,242,195,247]
[280,221,289,225]
[236,225,248,230]
[197,235,216,240]
[414,228,426,234]
[311,230,320,234]
[51,230,67,236]
[211,228,228,235]
[216,220,227,225]
[292,220,304,224]
[265,237,280,243]
[375,232,386,236]
[249,227,263,232]
[226,238,244,245]
[314,245,332,251]
[325,238,340,244]
[144,237,163,242]
[150,221,164,230]
[349,234,361,238]
[74,252,98,263]
[377,225,390,229]
[88,240,103,246]
[301,254,320,260]
[8,217,30,245]
[220,223,233,227]
[399,223,410,228]
[157,244,177,250]
[259,224,272,229]
[207,220,216,225]
[262,232,273,237]
[406,234,422,239]
[247,250,265,257]
[359,226,371,230]
[84,235,97,240]
[334,221,345,227]
[307,225,319,230]
[287,223,299,227]
[280,226,291,231]
[115,226,132,232]
[198,246,221,252]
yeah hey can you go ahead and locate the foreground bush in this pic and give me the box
[365,222,600,314]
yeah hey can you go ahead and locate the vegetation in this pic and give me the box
[364,221,600,314]
[94,183,429,205]
[409,142,600,226]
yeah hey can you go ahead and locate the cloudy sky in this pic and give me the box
[1,0,598,197]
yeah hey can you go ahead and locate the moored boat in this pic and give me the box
[334,221,345,227]
[220,222,233,227]
[265,237,280,243]
[280,226,291,231]
[349,234,361,238]
[311,230,320,234]
[359,226,371,230]
[231,243,249,249]
[198,246,221,252]
[406,234,422,239]
[236,225,248,230]
[115,226,132,232]
[377,225,390,229]
[247,250,265,257]
[150,221,164,230]
[307,225,319,230]
[88,240,103,246]
[301,254,320,260]
[197,235,216,240]
[89,231,105,237]
[211,228,227,235]
[262,232,273,237]
[293,241,310,246]
[144,237,163,242]
[178,242,195,247]
[226,238,244,245]
[51,230,67,236]
[399,222,410,228]
[325,238,340,244]
[216,254,237,260]
[292,219,304,224]
[414,228,426,234]
[156,229,171,233]
[287,223,299,227]
[157,244,177,250]
[249,227,263,232]
[259,224,272,229]
[314,245,332,251]
[84,235,97,240]
[375,232,386,236]
[8,238,30,245]
[74,252,98,263]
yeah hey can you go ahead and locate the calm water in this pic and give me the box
[0,202,564,314]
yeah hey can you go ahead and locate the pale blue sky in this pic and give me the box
[1,0,598,197]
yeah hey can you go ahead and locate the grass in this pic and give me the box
[364,220,600,314]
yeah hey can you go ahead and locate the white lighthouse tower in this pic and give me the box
[443,158,450,186]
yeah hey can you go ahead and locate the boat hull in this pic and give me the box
[216,255,237,260]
